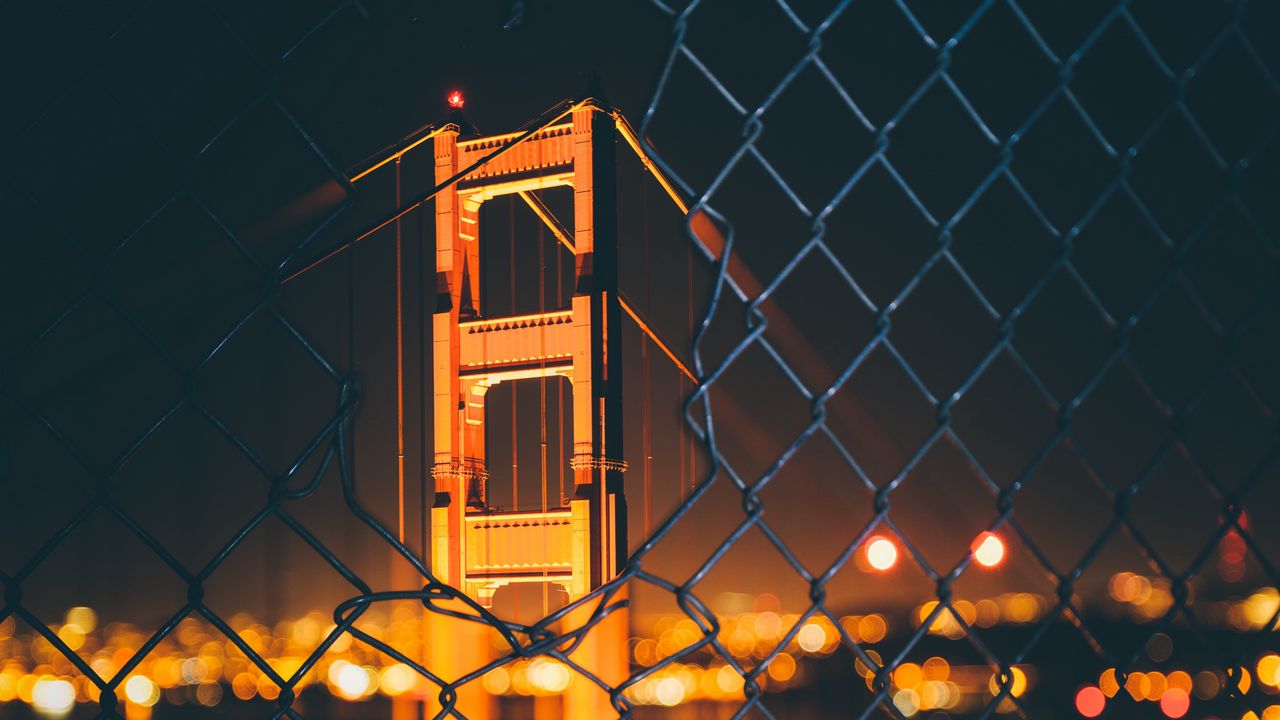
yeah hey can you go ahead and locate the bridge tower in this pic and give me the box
[427,99,629,719]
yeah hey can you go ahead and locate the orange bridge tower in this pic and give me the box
[427,99,629,719]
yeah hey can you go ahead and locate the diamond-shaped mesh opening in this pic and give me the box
[197,310,340,473]
[0,189,91,348]
[1071,190,1174,321]
[110,406,271,573]
[1129,283,1223,408]
[102,195,263,366]
[824,344,935,488]
[0,399,97,573]
[950,175,1059,317]
[9,85,178,260]
[1187,34,1280,164]
[103,2,262,162]
[949,0,1059,139]
[951,350,1058,489]
[889,260,1000,396]
[1128,452,1224,573]
[822,0,937,128]
[18,507,189,648]
[1015,268,1115,402]
[754,62,876,212]
[882,440,993,573]
[1071,362,1171,489]
[1009,93,1117,230]
[1129,111,1228,241]
[761,250,877,394]
[1184,371,1277,493]
[1013,443,1114,573]
[1070,15,1176,152]
[1185,205,1278,326]
[701,147,820,287]
[11,295,184,469]
[824,162,938,309]
[681,0,809,110]
[884,83,996,222]
[192,100,350,267]
[753,432,875,573]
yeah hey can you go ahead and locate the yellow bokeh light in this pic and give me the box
[655,677,685,706]
[1167,670,1192,693]
[1125,671,1149,701]
[482,667,510,695]
[333,662,373,699]
[64,607,97,634]
[55,625,85,652]
[1258,654,1280,687]
[796,622,826,653]
[257,675,281,701]
[1144,671,1167,701]
[893,688,920,717]
[32,678,75,714]
[1229,666,1252,695]
[379,664,416,697]
[988,666,1027,698]
[754,612,782,640]
[231,673,256,701]
[859,615,887,644]
[196,683,222,707]
[716,665,745,694]
[124,675,159,707]
[528,659,571,693]
[975,598,1001,627]
[1099,668,1119,698]
[767,653,796,682]
[895,662,923,690]
[866,537,898,571]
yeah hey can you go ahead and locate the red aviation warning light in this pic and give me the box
[447,90,465,108]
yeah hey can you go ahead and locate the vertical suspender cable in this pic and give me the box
[418,182,429,566]
[395,157,406,546]
[509,195,518,512]
[539,206,549,618]
[557,212,566,507]
[642,180,652,537]
[685,228,695,499]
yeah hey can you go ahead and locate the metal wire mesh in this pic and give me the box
[2,0,1278,719]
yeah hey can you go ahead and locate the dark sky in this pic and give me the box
[2,0,1279,630]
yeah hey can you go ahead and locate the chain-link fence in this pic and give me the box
[3,1,1279,719]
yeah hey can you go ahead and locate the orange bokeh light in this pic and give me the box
[447,90,465,108]
[866,536,898,571]
[1075,686,1106,717]
[972,532,1005,568]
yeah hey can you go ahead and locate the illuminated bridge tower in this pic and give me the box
[428,100,629,719]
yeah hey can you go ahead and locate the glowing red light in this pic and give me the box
[1160,688,1189,718]
[1075,686,1106,717]
[447,90,465,109]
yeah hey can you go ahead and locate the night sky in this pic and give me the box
[3,0,1279,639]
